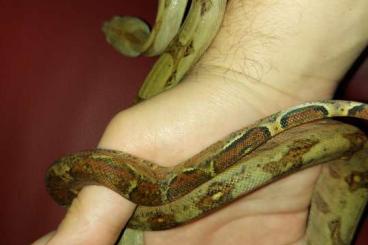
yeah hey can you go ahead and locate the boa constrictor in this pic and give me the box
[46,1,368,244]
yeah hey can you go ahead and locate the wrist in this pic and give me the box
[195,0,367,100]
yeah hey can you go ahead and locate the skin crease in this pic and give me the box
[34,0,368,244]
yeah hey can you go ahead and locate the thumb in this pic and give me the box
[41,186,135,245]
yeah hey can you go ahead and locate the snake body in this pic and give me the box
[103,0,227,100]
[46,102,368,232]
[46,1,368,244]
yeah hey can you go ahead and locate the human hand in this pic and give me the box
[34,0,368,244]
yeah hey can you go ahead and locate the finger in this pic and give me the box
[31,231,55,245]
[46,185,136,245]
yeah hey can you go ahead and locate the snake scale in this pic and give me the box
[46,1,368,244]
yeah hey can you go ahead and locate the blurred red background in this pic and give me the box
[0,1,367,244]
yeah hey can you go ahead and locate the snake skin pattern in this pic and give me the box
[46,101,368,229]
[45,0,368,244]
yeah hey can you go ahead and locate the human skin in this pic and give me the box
[34,0,368,244]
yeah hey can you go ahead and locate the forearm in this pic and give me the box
[197,0,368,100]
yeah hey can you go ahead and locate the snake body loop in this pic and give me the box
[46,1,368,244]
[103,0,227,100]
[103,0,188,57]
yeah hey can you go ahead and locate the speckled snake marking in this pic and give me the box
[46,1,368,244]
[46,101,368,244]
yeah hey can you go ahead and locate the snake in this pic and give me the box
[45,1,368,244]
